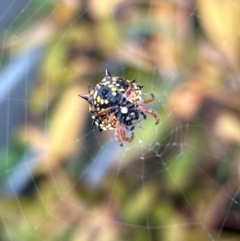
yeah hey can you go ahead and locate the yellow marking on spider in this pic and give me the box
[97,96,101,103]
[103,81,110,85]
[93,91,97,99]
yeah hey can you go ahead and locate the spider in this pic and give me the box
[79,68,159,146]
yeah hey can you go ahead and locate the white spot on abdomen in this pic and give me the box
[121,107,128,114]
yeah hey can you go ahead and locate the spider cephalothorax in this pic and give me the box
[79,68,159,146]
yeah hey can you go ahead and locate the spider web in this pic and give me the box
[0,0,240,240]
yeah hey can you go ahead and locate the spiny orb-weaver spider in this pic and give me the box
[79,68,159,146]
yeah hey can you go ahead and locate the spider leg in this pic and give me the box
[123,79,142,99]
[115,121,123,146]
[123,84,134,98]
[115,121,134,146]
[119,123,134,142]
[97,107,111,116]
[136,93,155,105]
[106,113,116,126]
[126,92,137,102]
[137,106,159,125]
[140,112,147,119]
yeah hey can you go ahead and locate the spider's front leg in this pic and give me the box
[137,106,160,125]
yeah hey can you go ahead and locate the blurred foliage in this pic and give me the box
[1,0,240,241]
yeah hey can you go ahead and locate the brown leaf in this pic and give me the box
[214,111,240,144]
[197,0,240,68]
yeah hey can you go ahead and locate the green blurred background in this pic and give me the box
[0,0,240,240]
